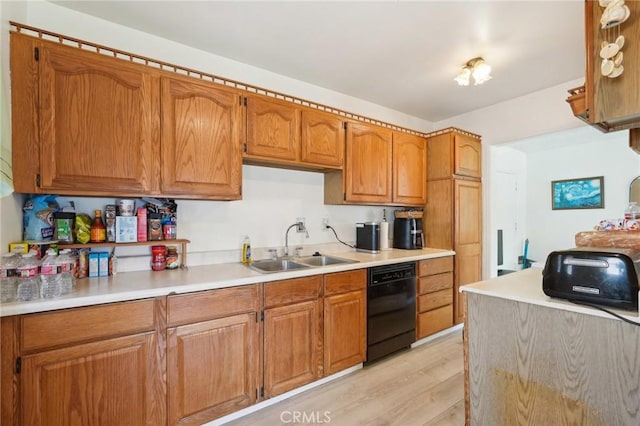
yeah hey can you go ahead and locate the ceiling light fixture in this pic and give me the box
[454,57,492,86]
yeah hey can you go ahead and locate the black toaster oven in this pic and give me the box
[542,247,640,311]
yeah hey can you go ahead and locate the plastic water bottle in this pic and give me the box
[58,249,76,294]
[1,253,19,302]
[16,253,40,301]
[40,249,61,299]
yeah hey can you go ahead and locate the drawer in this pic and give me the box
[418,256,453,276]
[22,299,155,352]
[324,269,366,296]
[418,272,453,294]
[417,304,453,340]
[264,275,322,308]
[168,284,259,327]
[418,289,453,312]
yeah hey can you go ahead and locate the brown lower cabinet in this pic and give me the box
[166,285,260,425]
[323,269,366,375]
[263,275,323,398]
[416,256,454,340]
[0,269,370,425]
[9,298,166,426]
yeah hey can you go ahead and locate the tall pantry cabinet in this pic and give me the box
[424,128,482,324]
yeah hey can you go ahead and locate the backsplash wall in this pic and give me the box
[43,165,392,271]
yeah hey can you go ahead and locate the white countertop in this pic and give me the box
[461,267,640,322]
[0,247,454,317]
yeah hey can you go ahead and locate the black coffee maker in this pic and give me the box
[393,211,424,250]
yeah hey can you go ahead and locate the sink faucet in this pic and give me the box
[284,221,308,257]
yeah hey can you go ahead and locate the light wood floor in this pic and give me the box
[227,329,464,426]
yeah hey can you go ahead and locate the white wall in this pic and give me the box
[518,126,640,263]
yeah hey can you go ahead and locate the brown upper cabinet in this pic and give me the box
[11,32,243,200]
[343,122,394,204]
[10,27,431,204]
[426,130,481,180]
[244,95,300,163]
[324,122,426,206]
[243,94,344,170]
[300,109,345,167]
[161,76,243,199]
[392,132,427,205]
[567,0,640,132]
[12,33,161,196]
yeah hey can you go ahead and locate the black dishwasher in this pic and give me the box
[366,262,416,364]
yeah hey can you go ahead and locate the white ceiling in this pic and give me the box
[49,1,586,122]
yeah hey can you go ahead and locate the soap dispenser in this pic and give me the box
[241,235,252,264]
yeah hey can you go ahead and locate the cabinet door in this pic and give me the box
[161,77,242,199]
[454,134,481,179]
[454,178,482,324]
[167,313,258,425]
[345,122,393,203]
[424,179,453,250]
[38,40,160,196]
[263,299,322,398]
[324,290,366,375]
[393,133,426,205]
[21,332,164,426]
[300,109,344,168]
[245,95,300,161]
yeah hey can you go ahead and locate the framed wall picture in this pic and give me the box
[552,176,604,210]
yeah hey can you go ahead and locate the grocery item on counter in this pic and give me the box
[624,202,640,220]
[90,210,106,243]
[105,205,117,242]
[89,252,100,277]
[148,214,163,241]
[16,253,40,301]
[23,195,59,241]
[58,249,76,294]
[109,253,118,276]
[1,253,19,302]
[117,199,136,216]
[151,245,167,271]
[75,214,93,244]
[241,235,251,264]
[40,249,62,299]
[98,252,109,277]
[163,223,176,240]
[77,249,90,278]
[166,246,179,270]
[137,208,147,242]
[53,211,76,244]
[9,241,58,259]
[116,216,137,243]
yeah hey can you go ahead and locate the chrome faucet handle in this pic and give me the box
[267,248,278,260]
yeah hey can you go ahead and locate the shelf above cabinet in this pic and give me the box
[60,239,190,268]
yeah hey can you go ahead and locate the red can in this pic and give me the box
[151,245,167,271]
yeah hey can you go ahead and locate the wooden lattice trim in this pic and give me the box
[423,127,481,140]
[10,21,437,137]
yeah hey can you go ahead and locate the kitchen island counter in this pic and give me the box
[0,247,454,317]
[461,268,640,425]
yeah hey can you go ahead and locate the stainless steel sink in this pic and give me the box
[249,258,310,273]
[297,255,358,267]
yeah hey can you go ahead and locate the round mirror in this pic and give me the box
[629,176,640,203]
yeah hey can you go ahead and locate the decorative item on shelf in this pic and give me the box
[599,0,630,77]
[454,57,492,86]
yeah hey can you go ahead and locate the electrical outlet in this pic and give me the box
[296,217,306,233]
[322,217,330,231]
